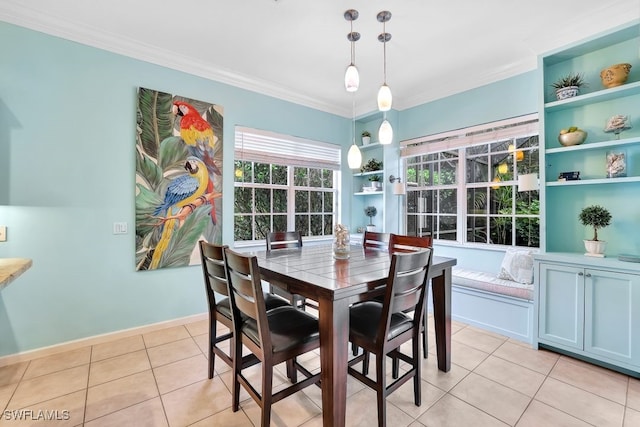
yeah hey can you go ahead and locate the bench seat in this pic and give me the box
[452,267,534,301]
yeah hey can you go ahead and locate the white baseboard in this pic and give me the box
[0,312,208,368]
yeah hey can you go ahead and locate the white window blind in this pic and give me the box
[235,126,341,170]
[400,113,538,158]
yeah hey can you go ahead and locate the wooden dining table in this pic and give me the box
[252,244,456,427]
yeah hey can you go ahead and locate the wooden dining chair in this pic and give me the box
[388,233,433,359]
[388,233,433,253]
[348,249,433,427]
[223,247,322,427]
[198,241,289,379]
[363,230,391,251]
[265,231,314,311]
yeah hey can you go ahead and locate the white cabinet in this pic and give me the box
[536,253,640,374]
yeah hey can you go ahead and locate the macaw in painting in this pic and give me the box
[172,101,222,177]
[150,156,210,270]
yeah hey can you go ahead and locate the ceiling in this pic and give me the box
[1,0,639,117]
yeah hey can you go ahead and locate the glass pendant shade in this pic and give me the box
[377,84,392,111]
[378,119,393,145]
[345,64,359,92]
[347,143,362,169]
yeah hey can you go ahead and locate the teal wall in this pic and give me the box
[0,22,349,357]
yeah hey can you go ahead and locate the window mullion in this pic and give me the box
[458,148,467,244]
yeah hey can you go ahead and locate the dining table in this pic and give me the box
[252,244,456,427]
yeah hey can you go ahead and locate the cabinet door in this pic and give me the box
[585,269,640,365]
[539,263,584,349]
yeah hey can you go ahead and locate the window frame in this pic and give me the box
[401,114,540,248]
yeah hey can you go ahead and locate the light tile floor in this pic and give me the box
[1,315,639,426]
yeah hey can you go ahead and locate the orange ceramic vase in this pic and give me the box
[600,63,632,88]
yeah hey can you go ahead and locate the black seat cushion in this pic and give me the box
[216,292,289,321]
[242,306,319,353]
[349,301,412,342]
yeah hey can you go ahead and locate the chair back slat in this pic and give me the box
[223,248,271,353]
[266,231,303,251]
[199,241,230,303]
[388,234,432,253]
[379,249,432,343]
[363,231,390,251]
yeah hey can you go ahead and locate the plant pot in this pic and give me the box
[555,86,579,100]
[366,225,376,232]
[362,136,371,146]
[370,181,382,190]
[600,63,631,88]
[584,240,607,255]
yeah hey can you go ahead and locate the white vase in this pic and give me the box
[366,225,376,232]
[362,136,371,146]
[584,240,607,255]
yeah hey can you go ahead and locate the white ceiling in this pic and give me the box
[1,0,639,117]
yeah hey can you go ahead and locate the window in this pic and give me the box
[401,115,539,248]
[234,127,341,242]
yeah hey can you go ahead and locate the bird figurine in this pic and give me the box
[150,156,210,269]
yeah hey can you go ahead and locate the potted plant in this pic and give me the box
[579,205,612,256]
[361,131,371,146]
[364,206,377,232]
[368,174,382,190]
[360,158,383,173]
[551,72,587,100]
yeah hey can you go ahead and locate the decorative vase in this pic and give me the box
[584,240,607,256]
[600,63,631,88]
[606,150,626,178]
[370,181,382,190]
[362,136,371,146]
[555,86,579,100]
[558,130,587,146]
[333,224,350,259]
[366,224,376,232]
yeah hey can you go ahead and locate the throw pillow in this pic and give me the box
[497,248,534,284]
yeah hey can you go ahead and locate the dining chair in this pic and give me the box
[348,249,433,427]
[222,247,322,427]
[389,233,433,359]
[265,231,315,311]
[198,241,290,379]
[363,230,391,251]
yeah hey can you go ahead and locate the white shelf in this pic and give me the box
[546,176,640,187]
[353,170,384,177]
[546,136,640,154]
[544,81,640,112]
[360,142,384,150]
[354,191,384,196]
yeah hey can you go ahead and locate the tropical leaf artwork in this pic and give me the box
[135,87,223,271]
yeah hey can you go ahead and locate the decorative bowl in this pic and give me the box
[600,63,631,88]
[558,130,587,146]
[555,86,579,100]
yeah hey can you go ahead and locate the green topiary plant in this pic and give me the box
[364,206,377,225]
[579,205,611,241]
[361,131,371,138]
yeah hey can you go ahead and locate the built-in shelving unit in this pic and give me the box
[539,20,640,255]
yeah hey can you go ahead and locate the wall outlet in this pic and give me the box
[0,225,6,242]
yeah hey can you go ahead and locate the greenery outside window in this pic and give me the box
[234,128,340,243]
[402,115,540,248]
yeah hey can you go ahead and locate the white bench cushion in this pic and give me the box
[452,267,534,301]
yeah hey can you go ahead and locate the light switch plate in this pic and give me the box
[0,226,6,242]
[113,222,128,235]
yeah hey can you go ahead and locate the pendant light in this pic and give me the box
[344,9,360,92]
[376,11,392,111]
[347,94,362,169]
[379,117,393,145]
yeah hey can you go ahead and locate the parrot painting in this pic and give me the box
[172,100,221,226]
[149,156,210,270]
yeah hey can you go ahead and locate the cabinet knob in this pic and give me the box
[578,272,584,276]
[585,273,592,278]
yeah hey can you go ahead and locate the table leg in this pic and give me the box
[431,267,452,372]
[318,296,350,427]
